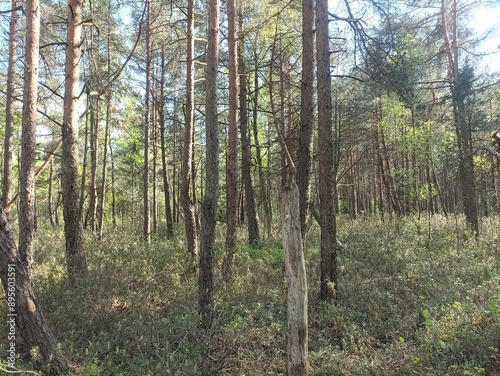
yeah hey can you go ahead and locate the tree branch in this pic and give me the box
[5,140,63,213]
[0,6,22,14]
[486,145,500,161]
[98,2,147,95]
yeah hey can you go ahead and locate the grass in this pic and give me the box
[0,214,499,375]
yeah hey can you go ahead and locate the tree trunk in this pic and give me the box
[49,157,55,226]
[159,45,174,238]
[152,90,158,235]
[0,204,70,375]
[86,2,98,232]
[18,0,40,281]
[269,58,310,373]
[79,108,89,226]
[251,58,271,239]
[97,95,111,240]
[182,0,198,258]
[238,25,260,246]
[110,138,117,227]
[317,0,337,300]
[97,5,113,239]
[441,0,478,236]
[143,0,152,243]
[173,101,179,223]
[374,120,385,219]
[297,0,315,244]
[3,0,18,207]
[62,0,88,286]
[281,172,309,376]
[88,95,99,232]
[222,0,239,282]
[198,0,220,329]
[380,123,402,216]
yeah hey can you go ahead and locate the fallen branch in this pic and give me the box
[0,364,41,375]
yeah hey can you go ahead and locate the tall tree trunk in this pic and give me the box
[441,0,478,236]
[79,107,89,225]
[182,0,198,258]
[19,0,41,282]
[62,0,88,286]
[97,3,113,239]
[222,0,239,282]
[152,90,158,235]
[88,95,99,232]
[274,92,309,374]
[238,20,260,246]
[159,46,174,238]
[173,99,179,223]
[3,0,18,206]
[97,95,111,240]
[0,205,70,375]
[317,0,337,300]
[143,0,152,243]
[86,7,98,232]
[2,2,68,373]
[251,57,271,238]
[198,0,220,328]
[297,0,315,244]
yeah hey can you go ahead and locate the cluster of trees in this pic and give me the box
[0,0,499,373]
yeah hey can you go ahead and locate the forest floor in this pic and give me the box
[0,214,499,375]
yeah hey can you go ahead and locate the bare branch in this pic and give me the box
[0,5,22,14]
[486,145,500,160]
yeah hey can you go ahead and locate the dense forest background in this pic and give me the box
[0,0,499,374]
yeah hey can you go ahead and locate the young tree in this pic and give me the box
[62,0,88,285]
[198,0,220,328]
[317,0,338,300]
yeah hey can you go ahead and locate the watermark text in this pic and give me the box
[6,264,16,367]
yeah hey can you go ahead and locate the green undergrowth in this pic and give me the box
[0,215,498,375]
